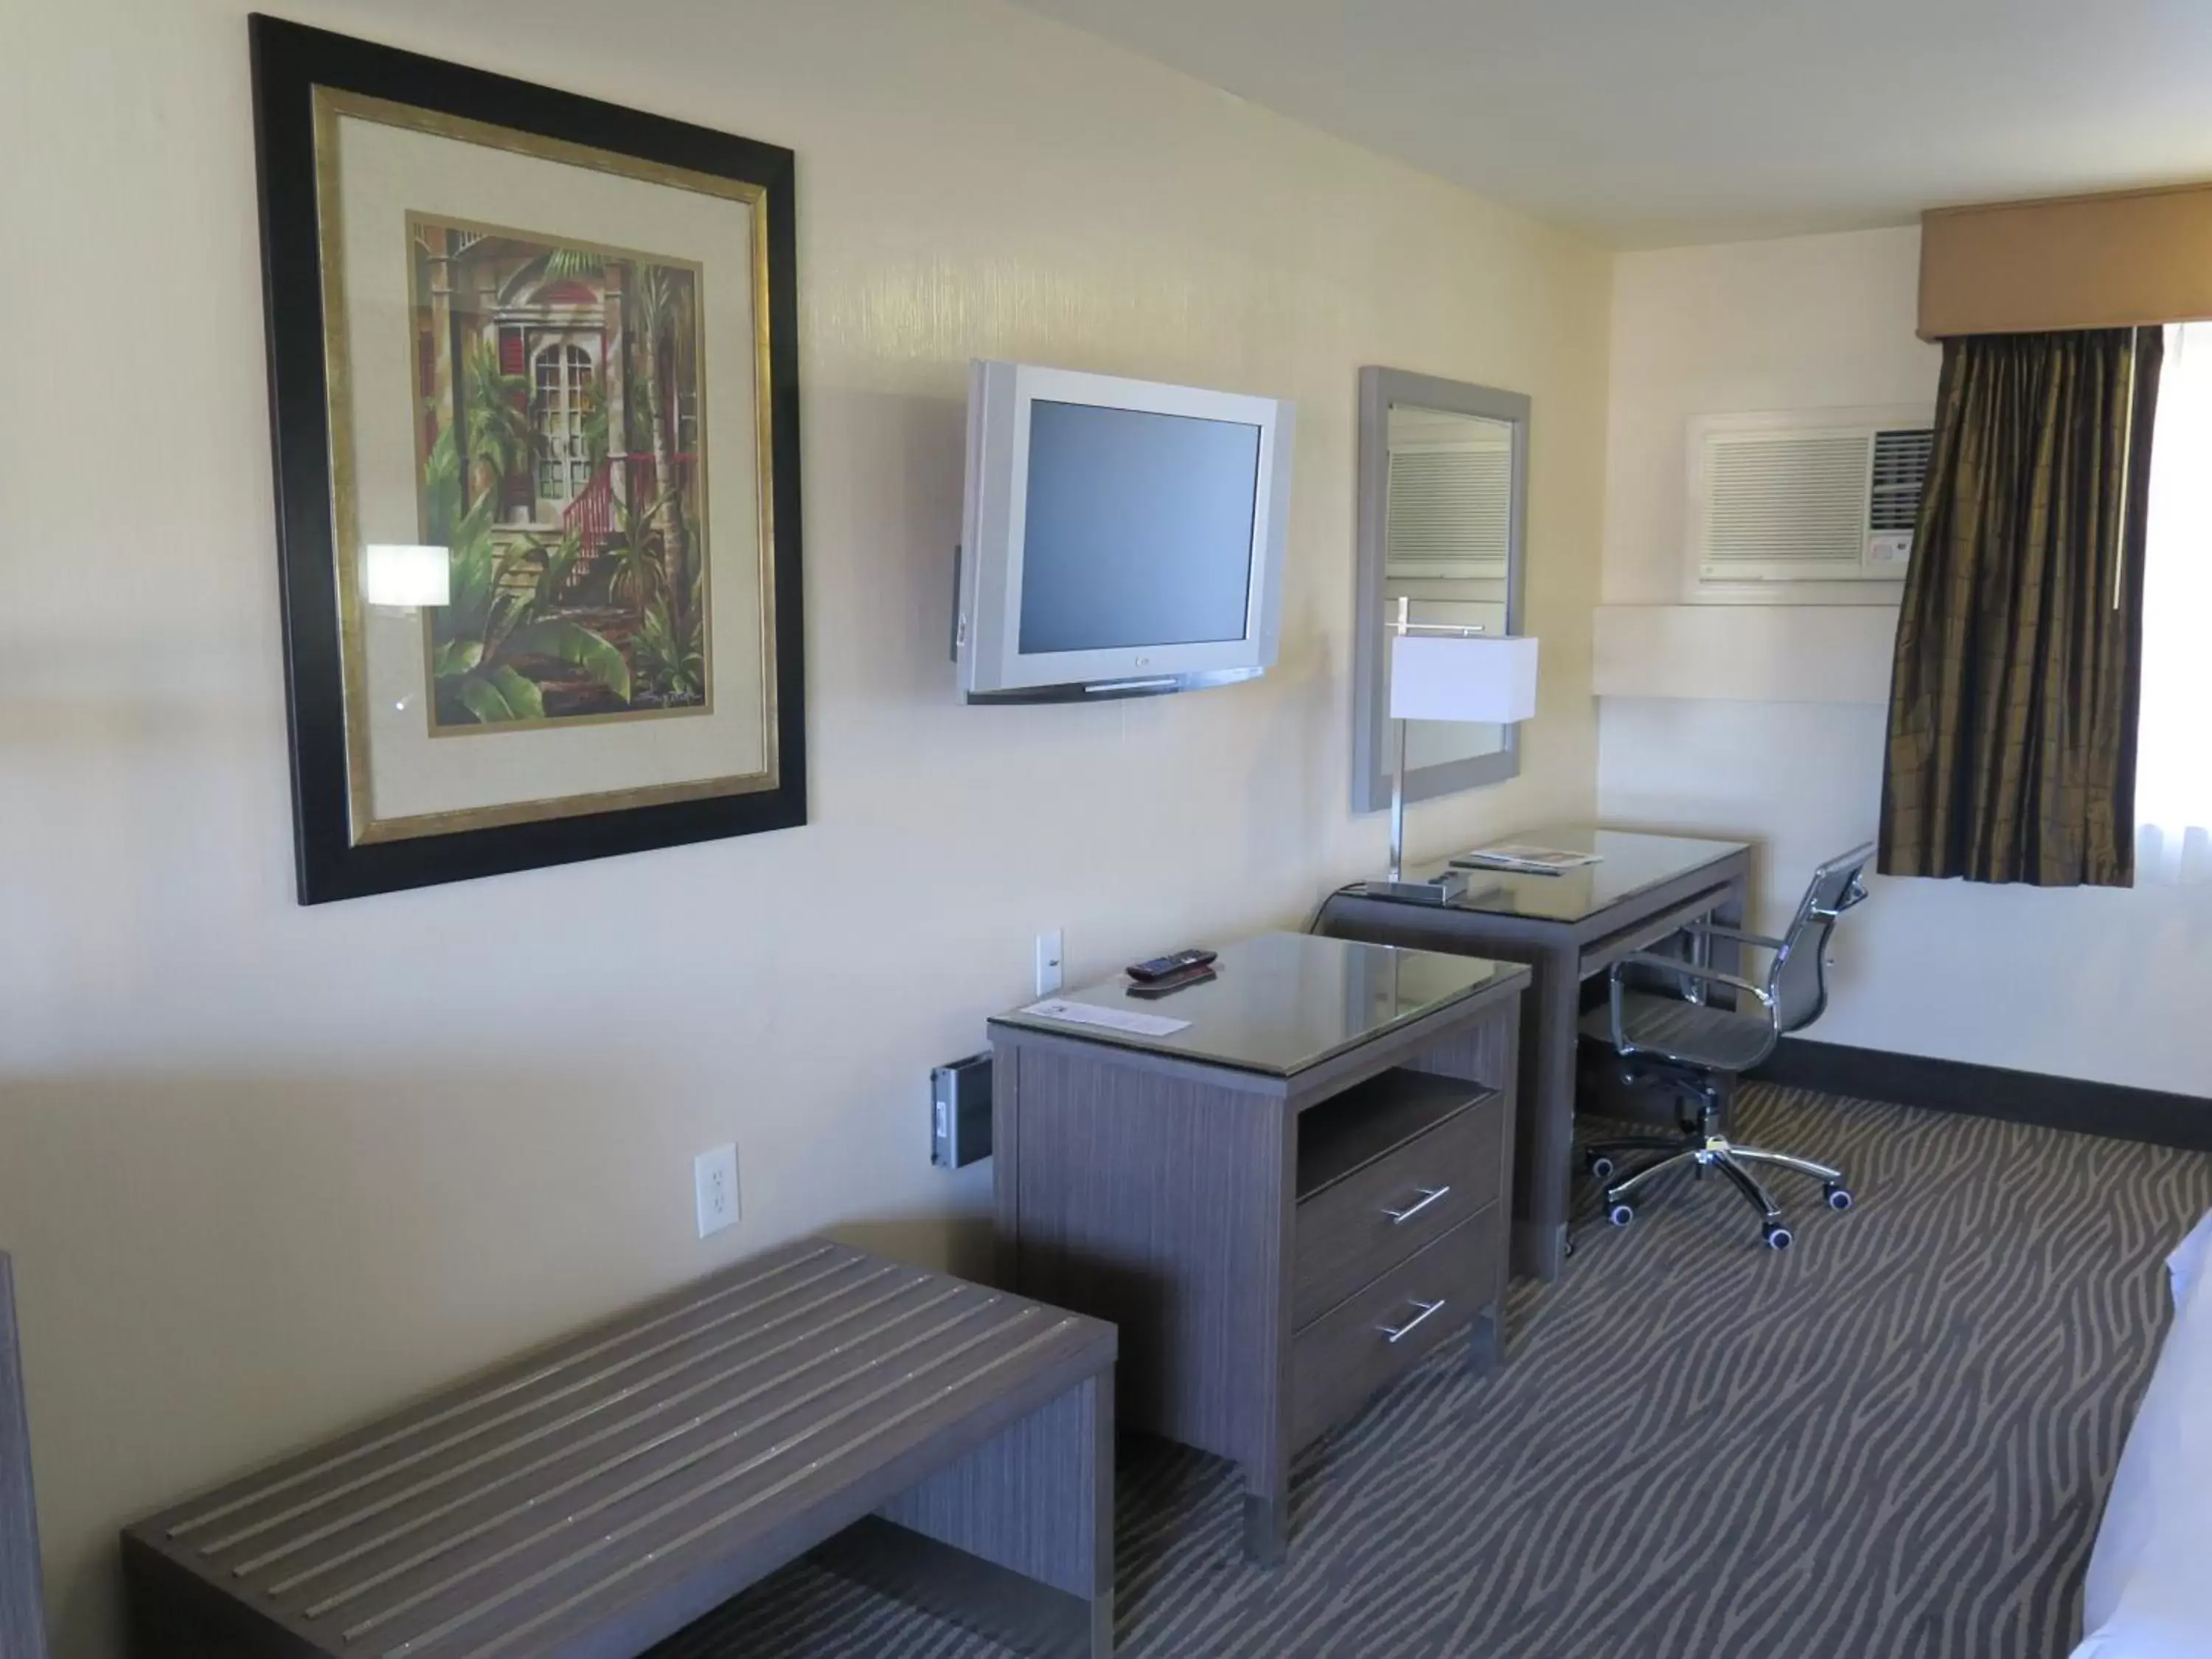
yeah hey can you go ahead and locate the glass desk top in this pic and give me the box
[989,931,1520,1077]
[1388,824,1749,924]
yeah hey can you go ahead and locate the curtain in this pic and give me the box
[2136,323,2212,885]
[1879,327,2163,886]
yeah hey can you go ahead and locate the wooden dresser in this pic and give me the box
[990,932,1526,1564]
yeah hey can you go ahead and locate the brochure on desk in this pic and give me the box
[1451,844,1605,877]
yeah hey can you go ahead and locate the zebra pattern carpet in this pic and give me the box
[660,1085,2212,1659]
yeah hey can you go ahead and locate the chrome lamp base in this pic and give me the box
[1360,869,1470,904]
[1368,701,1472,905]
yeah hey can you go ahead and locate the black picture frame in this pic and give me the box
[249,14,805,903]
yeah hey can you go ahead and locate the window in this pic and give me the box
[2138,324,2212,883]
[532,342,594,506]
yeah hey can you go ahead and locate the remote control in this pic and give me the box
[1126,947,1218,983]
[1127,964,1217,1000]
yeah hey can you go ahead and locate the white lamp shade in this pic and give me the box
[362,543,451,608]
[1389,633,1539,723]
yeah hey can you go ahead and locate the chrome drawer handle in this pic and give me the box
[1380,1298,1447,1344]
[1382,1185,1452,1225]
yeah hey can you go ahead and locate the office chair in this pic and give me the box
[1577,844,1873,1251]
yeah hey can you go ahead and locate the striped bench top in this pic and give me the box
[125,1239,1114,1659]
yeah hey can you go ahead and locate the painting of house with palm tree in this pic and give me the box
[408,215,710,731]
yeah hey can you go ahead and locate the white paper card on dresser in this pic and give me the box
[1020,1000,1192,1038]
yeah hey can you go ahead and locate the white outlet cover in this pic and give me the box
[1035,929,1065,996]
[695,1144,739,1239]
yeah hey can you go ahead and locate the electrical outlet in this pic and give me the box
[1034,929,1064,996]
[694,1144,739,1238]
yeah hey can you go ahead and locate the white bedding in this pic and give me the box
[2173,1215,2210,1306]
[2071,1209,2212,1659]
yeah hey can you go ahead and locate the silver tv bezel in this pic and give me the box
[956,360,1293,703]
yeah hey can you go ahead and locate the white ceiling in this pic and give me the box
[1010,0,2212,248]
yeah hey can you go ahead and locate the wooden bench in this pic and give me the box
[123,1239,1116,1659]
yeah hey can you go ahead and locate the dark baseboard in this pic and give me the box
[1753,1037,2212,1153]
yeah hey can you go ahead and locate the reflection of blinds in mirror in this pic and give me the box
[1385,449,1510,580]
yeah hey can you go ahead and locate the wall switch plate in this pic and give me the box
[694,1144,739,1238]
[1034,929,1064,996]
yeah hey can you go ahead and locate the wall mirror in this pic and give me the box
[1352,366,1531,813]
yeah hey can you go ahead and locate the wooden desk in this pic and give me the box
[1312,826,1752,1283]
[990,933,1527,1566]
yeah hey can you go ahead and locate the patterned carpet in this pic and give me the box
[663,1086,2212,1659]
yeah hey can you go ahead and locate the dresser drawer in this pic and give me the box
[1292,1086,1503,1330]
[1291,1210,1499,1451]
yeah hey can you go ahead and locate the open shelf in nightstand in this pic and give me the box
[1297,1069,1498,1200]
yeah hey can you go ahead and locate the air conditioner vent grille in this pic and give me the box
[1868,428,1934,533]
[1705,432,1871,566]
[1688,406,1934,591]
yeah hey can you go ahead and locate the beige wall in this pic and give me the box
[1598,226,2212,1095]
[1603,225,1938,606]
[0,1,1610,1651]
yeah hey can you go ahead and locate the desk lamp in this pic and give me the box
[1364,597,1540,902]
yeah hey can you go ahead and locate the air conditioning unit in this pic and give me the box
[1687,407,1934,589]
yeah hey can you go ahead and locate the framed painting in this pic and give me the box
[249,15,804,902]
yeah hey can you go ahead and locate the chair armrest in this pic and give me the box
[1603,951,1780,1055]
[1683,921,1788,953]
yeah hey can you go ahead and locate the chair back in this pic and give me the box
[1767,844,1874,1034]
[0,1253,46,1659]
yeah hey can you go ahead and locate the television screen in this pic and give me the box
[1016,400,1262,655]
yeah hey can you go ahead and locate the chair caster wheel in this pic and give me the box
[1587,1153,1616,1182]
[1763,1223,1794,1251]
[1824,1183,1854,1212]
[1607,1203,1635,1228]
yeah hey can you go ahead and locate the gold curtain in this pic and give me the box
[1879,328,2162,886]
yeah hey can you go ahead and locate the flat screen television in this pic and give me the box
[954,361,1294,702]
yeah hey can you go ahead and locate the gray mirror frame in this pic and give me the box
[1352,366,1531,814]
